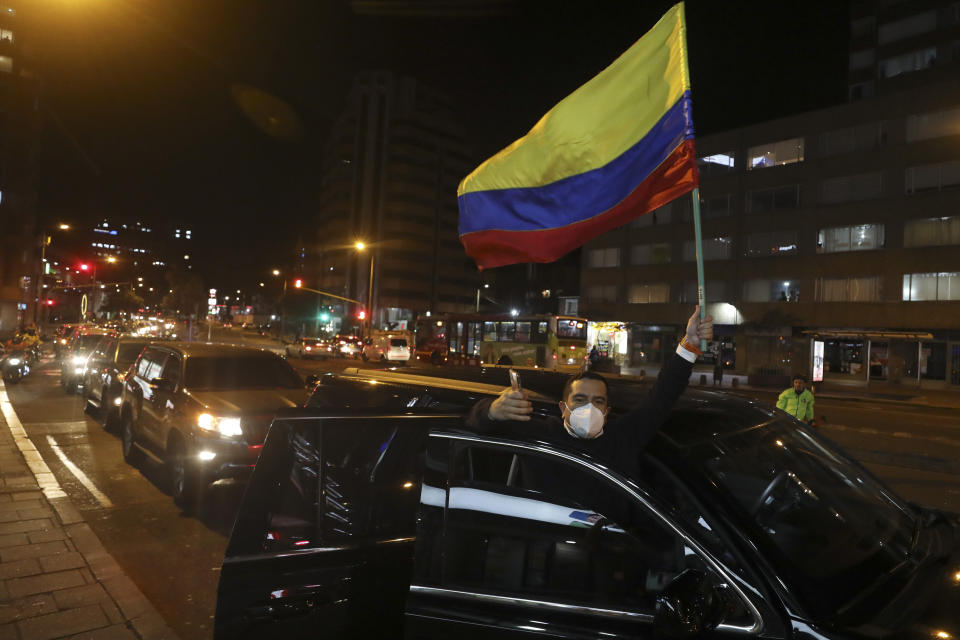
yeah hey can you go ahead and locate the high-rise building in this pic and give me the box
[307,71,478,332]
[848,0,960,101]
[0,3,41,334]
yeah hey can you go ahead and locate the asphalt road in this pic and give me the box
[3,340,959,638]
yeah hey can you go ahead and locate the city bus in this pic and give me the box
[414,313,589,371]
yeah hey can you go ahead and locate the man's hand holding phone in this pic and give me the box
[489,370,532,421]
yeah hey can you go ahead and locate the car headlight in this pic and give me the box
[197,413,243,437]
[72,355,86,365]
[59,339,67,345]
[7,357,21,366]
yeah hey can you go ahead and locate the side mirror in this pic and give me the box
[305,374,320,388]
[653,569,726,638]
[150,377,173,392]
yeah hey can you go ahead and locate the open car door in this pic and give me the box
[214,411,460,640]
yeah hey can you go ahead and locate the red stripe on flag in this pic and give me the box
[461,139,698,270]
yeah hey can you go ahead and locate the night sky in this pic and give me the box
[31,0,849,290]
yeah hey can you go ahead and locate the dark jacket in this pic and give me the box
[466,353,693,480]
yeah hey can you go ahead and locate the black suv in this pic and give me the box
[215,366,960,640]
[82,336,152,430]
[118,342,312,508]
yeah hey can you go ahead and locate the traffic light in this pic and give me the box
[319,312,330,322]
[358,309,366,320]
[294,278,303,288]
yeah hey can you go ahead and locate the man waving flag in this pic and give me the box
[458,3,698,270]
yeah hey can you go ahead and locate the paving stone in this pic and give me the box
[26,530,66,544]
[99,600,123,626]
[129,610,178,640]
[11,493,43,502]
[0,500,40,514]
[0,541,67,563]
[16,604,108,640]
[15,508,54,521]
[39,552,86,573]
[79,568,94,584]
[99,575,149,620]
[0,493,11,502]
[0,558,41,581]
[8,569,86,598]
[0,520,53,536]
[52,584,110,610]
[66,623,137,640]
[0,594,57,624]
[0,621,18,639]
[0,533,29,548]
[3,476,38,489]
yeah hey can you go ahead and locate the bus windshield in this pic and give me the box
[556,318,587,340]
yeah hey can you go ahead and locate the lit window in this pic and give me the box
[0,55,12,73]
[743,280,800,303]
[696,153,736,177]
[906,107,960,142]
[879,47,936,78]
[627,284,669,304]
[587,247,620,268]
[818,225,884,253]
[747,138,804,170]
[818,277,883,302]
[903,273,960,301]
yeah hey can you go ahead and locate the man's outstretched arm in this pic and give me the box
[614,307,713,448]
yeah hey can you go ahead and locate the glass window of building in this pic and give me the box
[849,49,875,71]
[817,224,884,253]
[747,184,801,213]
[747,137,804,170]
[742,279,800,302]
[907,107,960,142]
[628,283,669,304]
[849,81,876,101]
[587,284,618,303]
[631,243,671,265]
[819,173,883,204]
[700,193,732,218]
[680,281,728,303]
[682,236,732,261]
[697,153,736,177]
[587,247,620,268]
[877,10,937,45]
[879,47,936,78]
[903,273,960,301]
[817,277,883,302]
[0,55,11,73]
[905,161,960,194]
[904,216,960,247]
[745,230,798,257]
[819,122,885,156]
[0,28,12,43]
[851,16,875,37]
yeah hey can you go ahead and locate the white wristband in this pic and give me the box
[676,343,698,363]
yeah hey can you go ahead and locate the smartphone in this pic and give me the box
[509,368,522,392]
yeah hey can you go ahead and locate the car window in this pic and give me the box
[136,349,167,381]
[183,356,303,390]
[390,339,407,347]
[75,334,106,353]
[117,342,149,366]
[93,337,115,360]
[442,443,692,612]
[162,355,182,389]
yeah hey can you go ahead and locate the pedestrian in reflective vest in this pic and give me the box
[777,374,815,424]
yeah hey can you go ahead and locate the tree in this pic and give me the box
[99,289,145,315]
[162,269,207,317]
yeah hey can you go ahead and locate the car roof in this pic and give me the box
[146,342,282,358]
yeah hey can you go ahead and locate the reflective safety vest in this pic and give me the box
[776,388,814,422]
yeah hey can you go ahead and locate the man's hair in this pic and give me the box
[793,374,807,382]
[563,371,609,401]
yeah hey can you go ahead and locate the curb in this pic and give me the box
[0,379,181,640]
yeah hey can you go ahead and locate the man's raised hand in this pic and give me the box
[686,305,714,344]
[488,387,533,422]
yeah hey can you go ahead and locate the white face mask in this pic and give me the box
[564,402,606,439]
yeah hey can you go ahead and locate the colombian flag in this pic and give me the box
[458,3,697,270]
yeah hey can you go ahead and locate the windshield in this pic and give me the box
[390,338,408,347]
[76,334,106,353]
[117,342,149,366]
[682,418,917,620]
[556,318,587,340]
[184,356,303,390]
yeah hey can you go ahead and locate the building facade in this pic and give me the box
[306,71,478,333]
[0,3,41,335]
[581,78,960,388]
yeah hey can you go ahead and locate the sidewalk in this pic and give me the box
[0,385,179,640]
[620,364,960,410]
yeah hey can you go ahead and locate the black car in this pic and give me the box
[82,336,152,430]
[60,329,111,393]
[118,342,313,508]
[215,366,960,640]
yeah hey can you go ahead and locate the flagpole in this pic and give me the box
[691,187,707,352]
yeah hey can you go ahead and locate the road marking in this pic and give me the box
[44,435,114,509]
[0,380,67,499]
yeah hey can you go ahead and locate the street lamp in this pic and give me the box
[355,241,374,335]
[476,283,489,312]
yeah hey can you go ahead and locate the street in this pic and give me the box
[3,342,960,639]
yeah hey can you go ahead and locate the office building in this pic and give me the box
[307,71,478,332]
